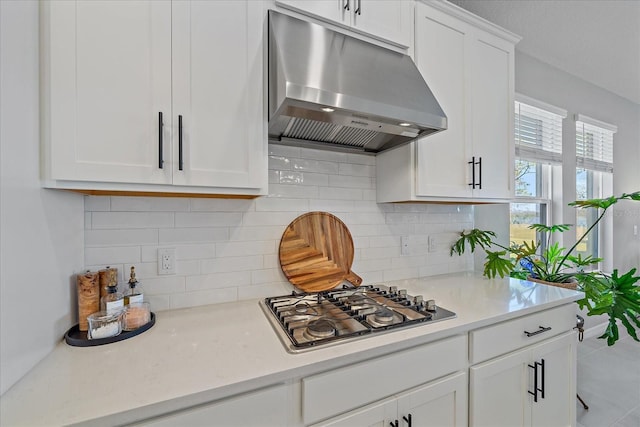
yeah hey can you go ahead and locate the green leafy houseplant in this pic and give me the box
[450,191,640,345]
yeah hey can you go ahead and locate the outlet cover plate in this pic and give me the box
[158,248,176,275]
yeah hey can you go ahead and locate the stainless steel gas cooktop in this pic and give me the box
[261,284,456,353]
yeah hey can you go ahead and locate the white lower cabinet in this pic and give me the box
[470,331,576,427]
[314,372,467,427]
[129,384,289,427]
[303,335,467,426]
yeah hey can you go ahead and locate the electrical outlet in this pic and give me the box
[428,235,437,252]
[158,248,176,275]
[401,236,410,255]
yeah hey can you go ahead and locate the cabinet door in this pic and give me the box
[414,4,472,198]
[469,32,515,199]
[130,384,288,427]
[530,332,576,427]
[43,0,172,185]
[352,0,412,47]
[311,398,397,427]
[397,372,468,427]
[275,0,347,25]
[171,1,265,190]
[470,345,531,427]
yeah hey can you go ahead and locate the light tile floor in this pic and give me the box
[577,330,640,427]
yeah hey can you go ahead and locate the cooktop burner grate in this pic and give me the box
[261,284,456,352]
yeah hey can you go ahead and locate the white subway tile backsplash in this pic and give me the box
[292,158,339,174]
[85,246,140,266]
[175,244,216,260]
[201,255,263,274]
[338,163,375,177]
[175,212,242,228]
[268,143,300,158]
[159,227,229,244]
[110,196,189,212]
[328,174,373,189]
[190,198,254,212]
[255,197,309,212]
[92,212,174,229]
[318,186,362,200]
[215,240,275,257]
[170,287,237,309]
[143,276,186,296]
[84,195,110,211]
[269,183,318,198]
[85,229,158,247]
[186,271,251,292]
[251,268,287,285]
[237,282,293,300]
[83,146,474,311]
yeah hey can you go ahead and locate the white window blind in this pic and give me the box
[576,114,616,173]
[514,97,565,164]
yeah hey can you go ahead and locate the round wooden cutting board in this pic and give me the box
[279,212,362,292]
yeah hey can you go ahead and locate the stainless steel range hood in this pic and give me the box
[268,11,447,154]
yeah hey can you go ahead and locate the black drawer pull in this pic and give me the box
[524,326,552,337]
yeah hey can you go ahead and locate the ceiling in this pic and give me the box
[449,0,640,105]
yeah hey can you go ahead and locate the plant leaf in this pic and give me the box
[528,223,571,233]
[483,250,515,279]
[450,229,496,256]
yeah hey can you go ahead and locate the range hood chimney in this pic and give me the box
[268,11,447,154]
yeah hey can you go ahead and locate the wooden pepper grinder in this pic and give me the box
[99,266,118,299]
[77,271,100,331]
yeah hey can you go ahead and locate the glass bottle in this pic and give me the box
[101,284,124,313]
[124,266,144,305]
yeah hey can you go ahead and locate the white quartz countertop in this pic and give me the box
[0,273,582,426]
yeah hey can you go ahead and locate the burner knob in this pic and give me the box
[398,289,407,298]
[389,286,398,294]
[414,295,424,305]
[426,299,437,311]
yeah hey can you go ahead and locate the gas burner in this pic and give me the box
[304,319,336,339]
[374,307,395,323]
[295,303,310,314]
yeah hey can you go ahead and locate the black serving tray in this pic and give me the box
[64,312,155,347]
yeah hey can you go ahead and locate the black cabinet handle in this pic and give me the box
[178,115,183,171]
[528,362,538,402]
[477,156,482,189]
[343,0,350,11]
[524,326,552,337]
[468,156,476,188]
[402,414,412,427]
[355,0,361,15]
[538,358,545,399]
[158,112,164,169]
[390,420,399,427]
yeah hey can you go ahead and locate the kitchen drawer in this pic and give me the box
[302,334,467,425]
[469,303,576,364]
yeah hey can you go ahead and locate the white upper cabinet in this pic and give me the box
[171,1,265,190]
[41,1,173,186]
[276,0,412,47]
[376,1,520,203]
[41,0,266,196]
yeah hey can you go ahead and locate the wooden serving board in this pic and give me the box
[279,212,362,292]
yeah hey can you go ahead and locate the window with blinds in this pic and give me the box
[575,115,616,173]
[514,99,565,164]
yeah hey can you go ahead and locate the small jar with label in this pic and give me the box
[124,266,144,305]
[101,285,124,313]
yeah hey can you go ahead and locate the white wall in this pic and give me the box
[83,144,474,311]
[0,1,85,395]
[503,52,640,331]
[515,51,640,274]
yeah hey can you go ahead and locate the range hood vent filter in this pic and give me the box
[283,117,378,148]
